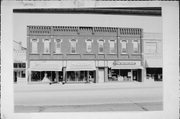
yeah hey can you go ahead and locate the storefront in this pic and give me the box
[145,59,163,81]
[108,61,143,82]
[14,62,26,83]
[66,61,96,83]
[29,61,63,83]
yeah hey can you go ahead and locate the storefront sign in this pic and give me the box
[66,61,96,71]
[108,61,143,69]
[113,61,136,66]
[30,61,63,71]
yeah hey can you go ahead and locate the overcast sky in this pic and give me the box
[13,13,162,48]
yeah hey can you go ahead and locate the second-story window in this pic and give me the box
[133,40,140,53]
[98,39,105,54]
[31,39,38,54]
[86,39,93,53]
[145,42,157,54]
[43,39,50,54]
[121,40,127,54]
[109,40,116,54]
[54,39,62,54]
[70,39,77,53]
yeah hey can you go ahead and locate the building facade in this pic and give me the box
[13,41,27,83]
[143,33,163,81]
[27,26,145,83]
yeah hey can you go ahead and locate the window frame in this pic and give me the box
[132,39,140,54]
[85,39,93,53]
[108,39,116,54]
[120,40,128,54]
[69,39,78,54]
[30,38,39,54]
[43,38,51,54]
[54,39,63,54]
[98,39,105,54]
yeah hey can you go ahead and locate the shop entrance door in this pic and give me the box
[98,68,104,83]
[132,70,138,81]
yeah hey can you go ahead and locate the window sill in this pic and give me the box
[108,53,117,55]
[120,53,128,55]
[42,53,51,55]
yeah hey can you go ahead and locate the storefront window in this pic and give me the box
[70,39,77,53]
[98,39,104,54]
[121,40,127,54]
[86,39,93,53]
[108,69,133,82]
[31,71,63,82]
[55,39,62,54]
[66,71,95,83]
[43,39,50,54]
[133,40,139,53]
[31,39,38,54]
[109,40,116,54]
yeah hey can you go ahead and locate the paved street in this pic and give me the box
[14,82,163,112]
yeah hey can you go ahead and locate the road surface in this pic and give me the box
[14,82,163,112]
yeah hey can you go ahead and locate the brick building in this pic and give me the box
[27,26,145,83]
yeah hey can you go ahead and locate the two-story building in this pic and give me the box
[27,26,145,83]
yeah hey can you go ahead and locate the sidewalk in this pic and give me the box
[14,81,162,92]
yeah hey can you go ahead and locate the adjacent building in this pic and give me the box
[13,41,27,83]
[143,33,163,81]
[27,26,145,83]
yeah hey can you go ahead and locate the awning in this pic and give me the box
[66,61,96,71]
[111,65,143,69]
[30,61,62,71]
[145,59,162,68]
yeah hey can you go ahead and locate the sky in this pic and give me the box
[13,13,162,48]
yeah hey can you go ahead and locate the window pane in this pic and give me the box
[55,39,61,53]
[44,39,50,54]
[71,40,76,53]
[99,40,104,53]
[86,40,92,53]
[133,40,139,53]
[31,39,38,53]
[22,63,26,68]
[109,40,115,53]
[121,40,127,53]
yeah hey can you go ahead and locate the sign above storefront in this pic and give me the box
[108,61,143,69]
[30,61,63,71]
[113,61,136,66]
[66,61,96,71]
